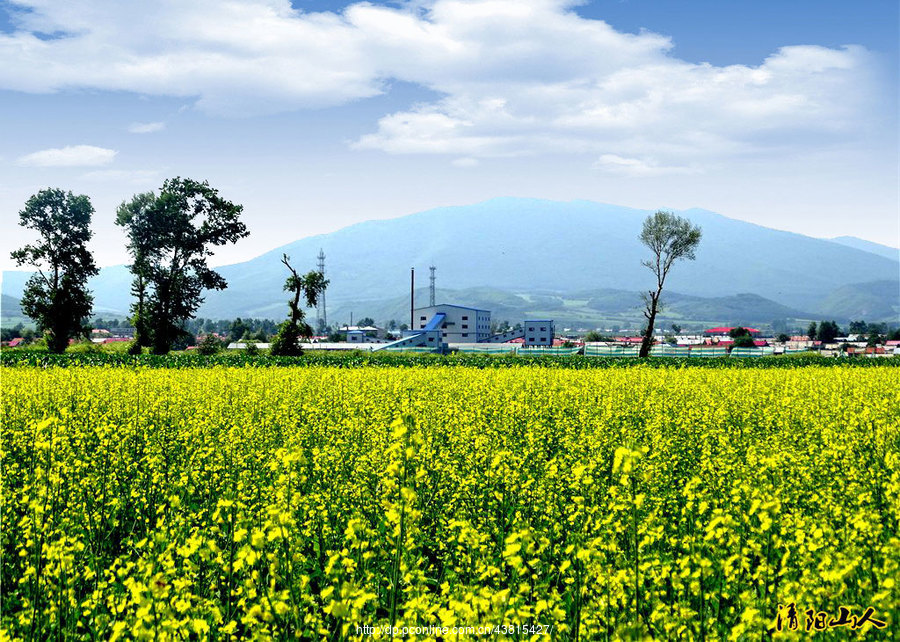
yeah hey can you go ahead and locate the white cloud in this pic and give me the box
[0,0,881,167]
[452,157,480,168]
[128,121,165,134]
[592,154,700,177]
[17,144,117,167]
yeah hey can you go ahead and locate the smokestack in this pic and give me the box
[410,267,415,330]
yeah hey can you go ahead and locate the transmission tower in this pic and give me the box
[316,249,326,330]
[429,265,436,307]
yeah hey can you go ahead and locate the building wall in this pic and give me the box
[524,320,554,346]
[415,305,491,343]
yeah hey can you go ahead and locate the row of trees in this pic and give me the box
[11,180,329,354]
[11,191,890,357]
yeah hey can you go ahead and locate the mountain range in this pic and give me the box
[2,198,898,328]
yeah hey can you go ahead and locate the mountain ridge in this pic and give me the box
[3,198,898,324]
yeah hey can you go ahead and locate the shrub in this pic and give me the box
[196,334,223,355]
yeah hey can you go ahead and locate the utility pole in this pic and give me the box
[429,265,436,307]
[410,267,415,331]
[316,249,326,331]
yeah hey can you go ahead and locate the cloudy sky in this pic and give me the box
[1,0,897,269]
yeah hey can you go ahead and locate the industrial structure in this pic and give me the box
[316,249,326,329]
[429,266,436,307]
[414,304,492,343]
[375,301,556,353]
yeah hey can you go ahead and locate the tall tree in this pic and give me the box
[637,211,702,358]
[817,320,841,344]
[116,178,249,354]
[270,254,329,356]
[11,189,99,353]
[115,191,157,347]
[807,321,818,341]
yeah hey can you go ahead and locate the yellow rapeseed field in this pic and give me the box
[1,365,898,640]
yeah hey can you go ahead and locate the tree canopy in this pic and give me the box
[116,178,248,354]
[11,189,99,352]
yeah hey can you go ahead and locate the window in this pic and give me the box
[540,327,546,331]
[462,333,468,337]
[528,327,534,332]
[462,324,468,329]
[462,315,468,320]
[420,316,426,321]
[540,337,546,342]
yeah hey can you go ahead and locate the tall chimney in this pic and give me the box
[410,267,415,330]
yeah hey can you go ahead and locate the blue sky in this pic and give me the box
[1,0,897,269]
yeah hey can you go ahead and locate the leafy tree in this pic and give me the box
[117,178,248,354]
[115,192,157,347]
[868,322,887,336]
[729,327,756,348]
[270,254,329,356]
[1,323,24,343]
[10,189,99,353]
[777,333,791,343]
[637,211,702,358]
[866,333,883,348]
[848,320,867,335]
[670,323,682,334]
[196,333,223,355]
[357,317,375,328]
[889,328,900,341]
[229,318,250,342]
[817,320,840,343]
[807,321,817,341]
[583,330,607,342]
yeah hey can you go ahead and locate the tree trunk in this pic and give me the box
[639,291,661,358]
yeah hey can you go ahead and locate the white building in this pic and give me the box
[524,320,554,346]
[414,304,491,343]
[346,330,386,344]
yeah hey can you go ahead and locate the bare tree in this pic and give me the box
[638,211,702,358]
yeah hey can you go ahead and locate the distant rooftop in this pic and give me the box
[704,326,760,334]
[415,303,490,313]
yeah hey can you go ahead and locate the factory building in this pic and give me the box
[414,304,491,343]
[524,320,555,346]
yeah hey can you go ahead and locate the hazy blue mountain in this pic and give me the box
[3,198,898,323]
[2,265,134,317]
[815,280,900,322]
[828,236,899,262]
[325,286,815,331]
[1,294,23,318]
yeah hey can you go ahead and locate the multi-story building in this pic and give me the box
[523,319,554,346]
[414,304,491,343]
